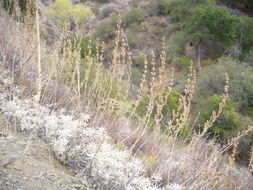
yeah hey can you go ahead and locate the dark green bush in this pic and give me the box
[94,19,117,41]
[157,0,172,15]
[133,54,146,68]
[143,1,159,16]
[2,0,35,19]
[2,0,27,14]
[196,95,248,141]
[101,7,113,18]
[222,0,253,11]
[126,32,142,49]
[79,36,97,58]
[172,56,191,71]
[196,58,253,112]
[122,8,145,27]
[236,16,253,57]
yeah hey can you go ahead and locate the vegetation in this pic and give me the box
[122,8,145,27]
[184,3,237,52]
[44,0,93,27]
[2,0,27,15]
[222,0,253,11]
[196,58,253,111]
[197,95,247,141]
[95,18,117,41]
[1,0,253,189]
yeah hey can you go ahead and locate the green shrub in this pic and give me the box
[79,36,97,58]
[131,67,143,88]
[101,7,113,18]
[196,57,253,112]
[172,56,191,71]
[222,0,253,11]
[135,89,180,131]
[196,95,248,141]
[236,16,253,57]
[143,1,159,16]
[150,27,165,40]
[157,0,173,15]
[122,8,145,27]
[94,19,117,41]
[44,0,93,27]
[2,0,34,19]
[157,0,208,19]
[127,32,142,49]
[133,54,146,68]
[2,0,26,14]
[166,31,186,57]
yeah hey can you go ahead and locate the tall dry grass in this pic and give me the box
[1,3,253,189]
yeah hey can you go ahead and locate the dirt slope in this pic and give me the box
[0,116,92,190]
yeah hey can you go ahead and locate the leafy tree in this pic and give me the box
[44,0,93,27]
[184,3,237,68]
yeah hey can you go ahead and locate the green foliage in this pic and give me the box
[94,16,117,41]
[245,107,253,117]
[161,90,181,118]
[122,8,145,27]
[2,0,33,18]
[135,89,180,130]
[81,62,120,101]
[44,0,93,27]
[130,67,143,89]
[150,27,165,40]
[101,7,113,18]
[197,95,247,141]
[127,32,142,49]
[157,0,173,15]
[196,57,253,112]
[172,56,191,71]
[157,0,208,19]
[184,3,237,45]
[2,0,25,14]
[158,0,252,59]
[79,36,97,58]
[143,1,159,16]
[245,50,253,66]
[166,31,185,57]
[222,0,253,10]
[133,55,146,68]
[236,16,253,57]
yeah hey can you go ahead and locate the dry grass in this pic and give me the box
[1,4,253,189]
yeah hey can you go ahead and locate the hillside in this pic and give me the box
[1,0,253,189]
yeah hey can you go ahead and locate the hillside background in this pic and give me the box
[1,0,253,189]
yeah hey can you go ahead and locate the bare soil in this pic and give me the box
[0,116,92,190]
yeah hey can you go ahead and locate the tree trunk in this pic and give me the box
[196,44,201,70]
